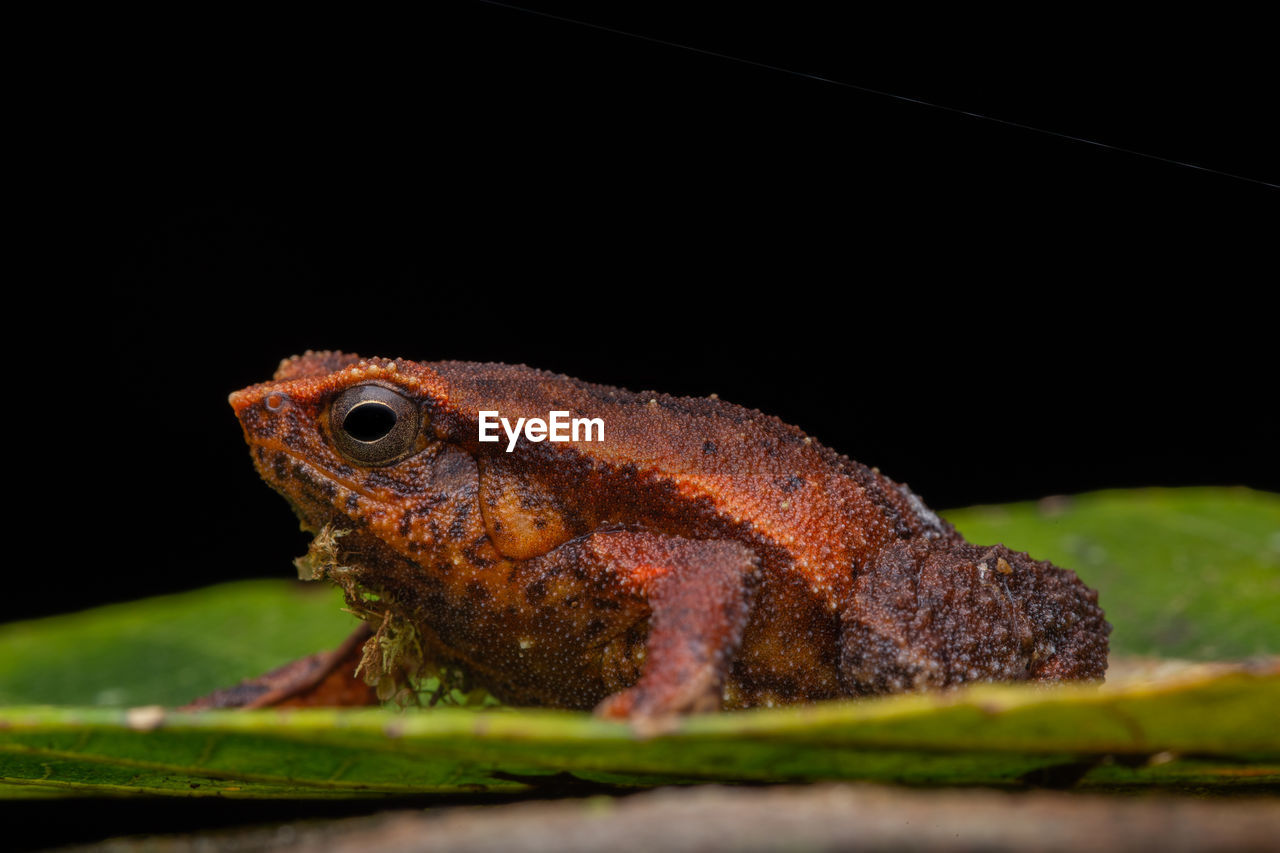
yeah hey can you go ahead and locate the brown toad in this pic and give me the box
[192,351,1109,717]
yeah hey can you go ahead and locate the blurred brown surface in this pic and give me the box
[67,782,1280,853]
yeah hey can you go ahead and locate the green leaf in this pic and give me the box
[1,664,1277,797]
[1,487,1276,796]
[0,581,360,707]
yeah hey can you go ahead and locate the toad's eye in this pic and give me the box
[329,384,422,466]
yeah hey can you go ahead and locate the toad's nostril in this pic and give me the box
[229,388,289,417]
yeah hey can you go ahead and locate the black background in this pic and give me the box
[15,3,1276,621]
[6,3,1277,846]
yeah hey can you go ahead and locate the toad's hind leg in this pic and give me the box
[181,624,379,710]
[839,540,1109,695]
[574,532,760,719]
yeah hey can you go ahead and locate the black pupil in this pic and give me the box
[344,402,397,442]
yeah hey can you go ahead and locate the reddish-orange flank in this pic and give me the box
[197,351,1109,718]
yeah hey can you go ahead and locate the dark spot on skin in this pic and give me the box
[584,618,607,639]
[424,589,448,613]
[366,469,412,496]
[564,595,581,609]
[778,475,805,494]
[319,479,338,499]
[413,493,449,515]
[703,441,717,455]
[534,518,547,530]
[271,452,289,481]
[465,581,490,602]
[776,676,803,700]
[289,465,335,511]
[463,543,495,568]
[856,474,912,539]
[590,596,622,611]
[246,410,279,438]
[449,506,471,539]
[526,578,549,605]
[399,510,413,538]
[346,494,360,514]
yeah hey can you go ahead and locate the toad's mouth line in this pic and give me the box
[257,445,423,539]
[259,440,404,506]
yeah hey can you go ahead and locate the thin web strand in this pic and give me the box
[477,0,1278,190]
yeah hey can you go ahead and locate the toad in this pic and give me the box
[190,352,1109,718]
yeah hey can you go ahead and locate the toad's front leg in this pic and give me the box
[525,530,761,719]
[182,622,378,710]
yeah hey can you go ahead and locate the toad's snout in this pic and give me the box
[228,387,258,417]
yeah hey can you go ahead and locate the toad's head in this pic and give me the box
[228,351,466,551]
